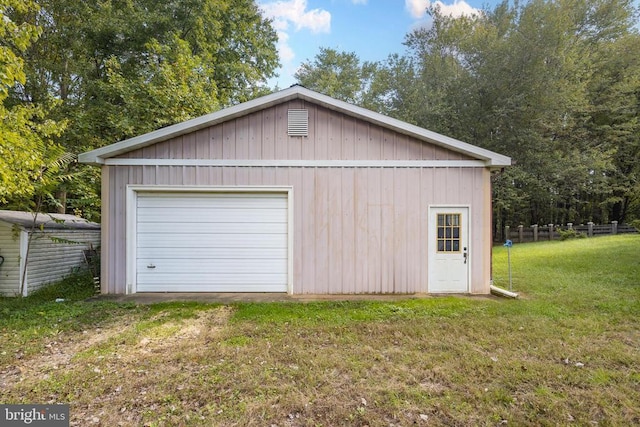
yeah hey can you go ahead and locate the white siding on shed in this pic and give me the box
[0,218,100,297]
[26,230,101,295]
[135,192,288,292]
[0,221,22,296]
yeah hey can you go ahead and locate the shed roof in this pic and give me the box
[79,85,511,168]
[0,211,100,230]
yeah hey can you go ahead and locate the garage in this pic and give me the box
[81,86,511,295]
[134,191,289,292]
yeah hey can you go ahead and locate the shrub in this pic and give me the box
[557,227,586,240]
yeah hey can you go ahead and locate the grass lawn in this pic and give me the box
[1,235,639,426]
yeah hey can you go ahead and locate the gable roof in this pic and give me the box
[78,85,511,167]
[0,211,100,230]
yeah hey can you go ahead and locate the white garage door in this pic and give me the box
[135,192,288,292]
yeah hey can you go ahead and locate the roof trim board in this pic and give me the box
[0,210,100,230]
[78,85,511,168]
[104,158,488,168]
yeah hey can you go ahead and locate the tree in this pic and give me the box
[5,0,279,218]
[586,32,640,222]
[392,0,639,229]
[295,47,368,104]
[0,0,67,205]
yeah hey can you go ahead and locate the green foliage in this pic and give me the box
[1,236,639,425]
[0,270,98,328]
[0,270,137,365]
[321,0,640,230]
[0,0,67,205]
[231,297,475,326]
[3,0,279,218]
[557,227,586,240]
[398,0,640,227]
[0,0,40,97]
[90,35,219,142]
[295,47,365,104]
[28,269,98,302]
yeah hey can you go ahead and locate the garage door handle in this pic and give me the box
[147,264,156,269]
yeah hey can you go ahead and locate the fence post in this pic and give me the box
[587,222,594,237]
[505,225,510,241]
[567,223,573,230]
[548,224,554,240]
[612,221,618,235]
[532,224,538,242]
[518,225,524,243]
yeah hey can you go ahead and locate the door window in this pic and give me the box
[437,213,461,252]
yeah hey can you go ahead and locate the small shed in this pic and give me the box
[79,86,510,296]
[0,211,101,296]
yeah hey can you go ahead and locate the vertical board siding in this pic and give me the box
[366,168,382,293]
[105,165,490,294]
[341,168,355,293]
[101,165,111,293]
[354,168,369,293]
[380,168,395,292]
[300,168,316,293]
[393,167,408,293]
[115,102,475,162]
[313,168,330,293]
[103,99,492,295]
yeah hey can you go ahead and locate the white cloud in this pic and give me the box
[261,0,331,34]
[276,31,295,63]
[406,0,429,18]
[260,0,331,87]
[405,0,479,19]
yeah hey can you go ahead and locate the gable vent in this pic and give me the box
[288,109,308,137]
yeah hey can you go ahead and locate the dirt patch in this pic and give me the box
[126,306,233,358]
[0,318,136,389]
[0,306,232,395]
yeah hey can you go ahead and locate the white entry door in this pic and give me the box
[429,207,469,293]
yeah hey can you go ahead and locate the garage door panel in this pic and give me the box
[137,222,288,234]
[135,191,288,293]
[137,259,287,274]
[137,192,286,200]
[137,273,287,284]
[137,283,288,293]
[137,208,286,223]
[136,247,287,259]
[137,233,287,248]
[138,196,287,209]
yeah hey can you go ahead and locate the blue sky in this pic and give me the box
[259,0,495,88]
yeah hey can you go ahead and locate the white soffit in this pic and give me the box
[78,85,511,167]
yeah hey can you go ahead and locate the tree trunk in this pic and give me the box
[56,190,67,214]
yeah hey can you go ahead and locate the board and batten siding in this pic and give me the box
[0,221,22,296]
[115,101,474,162]
[102,164,491,294]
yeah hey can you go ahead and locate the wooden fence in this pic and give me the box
[498,222,638,244]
